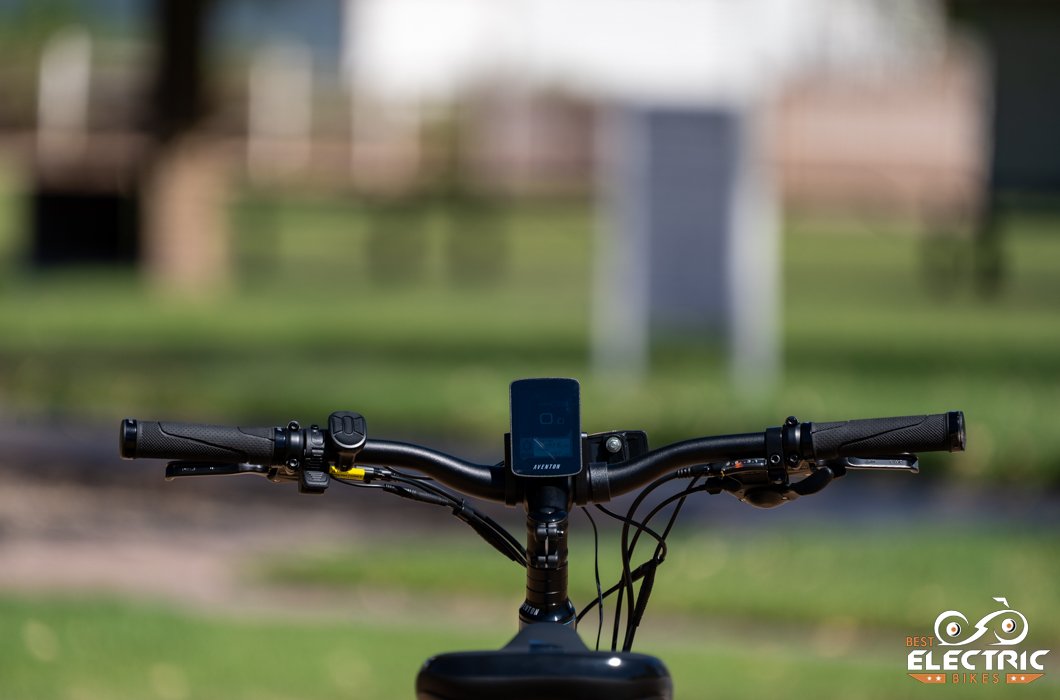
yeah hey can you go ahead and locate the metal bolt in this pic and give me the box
[287,420,300,430]
[788,454,800,464]
[784,416,799,427]
[605,436,623,453]
[769,454,781,465]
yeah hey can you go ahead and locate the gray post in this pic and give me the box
[592,106,651,376]
[727,108,780,390]
[592,102,780,388]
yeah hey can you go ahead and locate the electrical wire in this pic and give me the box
[331,477,388,489]
[593,503,666,650]
[596,474,681,651]
[589,471,684,647]
[623,475,703,650]
[575,560,652,623]
[583,470,714,651]
[334,467,527,565]
[340,456,712,650]
[580,506,605,651]
[623,479,724,646]
[627,479,707,558]
[385,467,434,481]
[382,469,527,563]
[627,479,719,560]
[376,464,523,559]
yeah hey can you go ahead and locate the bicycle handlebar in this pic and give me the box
[358,440,506,502]
[117,407,966,666]
[119,412,965,503]
[606,433,764,496]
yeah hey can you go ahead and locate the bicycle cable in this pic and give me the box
[345,460,703,646]
[622,474,704,650]
[386,471,527,563]
[343,469,528,566]
[570,478,725,625]
[580,506,605,651]
[595,472,683,651]
[623,479,727,645]
[331,478,388,490]
[592,503,667,651]
[574,471,712,650]
[617,473,683,650]
[386,467,435,481]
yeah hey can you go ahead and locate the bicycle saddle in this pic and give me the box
[415,623,673,700]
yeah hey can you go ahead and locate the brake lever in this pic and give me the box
[817,455,919,473]
[164,461,270,481]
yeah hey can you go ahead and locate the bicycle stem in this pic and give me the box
[519,479,577,628]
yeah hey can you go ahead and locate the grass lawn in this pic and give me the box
[3,596,1058,700]
[3,522,1059,700]
[0,194,1058,483]
[259,526,1060,645]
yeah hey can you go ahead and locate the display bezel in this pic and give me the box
[509,378,582,478]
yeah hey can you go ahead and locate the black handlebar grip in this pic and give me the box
[810,411,965,461]
[119,419,276,465]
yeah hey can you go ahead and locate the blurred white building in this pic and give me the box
[344,0,945,104]
[342,0,953,384]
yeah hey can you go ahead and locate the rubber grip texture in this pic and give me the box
[811,413,958,461]
[135,421,275,464]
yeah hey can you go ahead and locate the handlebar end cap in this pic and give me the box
[119,419,138,460]
[947,411,966,453]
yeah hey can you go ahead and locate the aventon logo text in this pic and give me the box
[906,598,1049,685]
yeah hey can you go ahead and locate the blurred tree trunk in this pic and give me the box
[142,0,230,293]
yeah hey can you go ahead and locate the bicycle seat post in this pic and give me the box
[519,479,577,627]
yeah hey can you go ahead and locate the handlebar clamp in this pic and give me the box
[764,426,786,485]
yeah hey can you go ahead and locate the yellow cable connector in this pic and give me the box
[329,466,366,481]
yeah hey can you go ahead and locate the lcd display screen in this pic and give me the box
[510,378,581,477]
